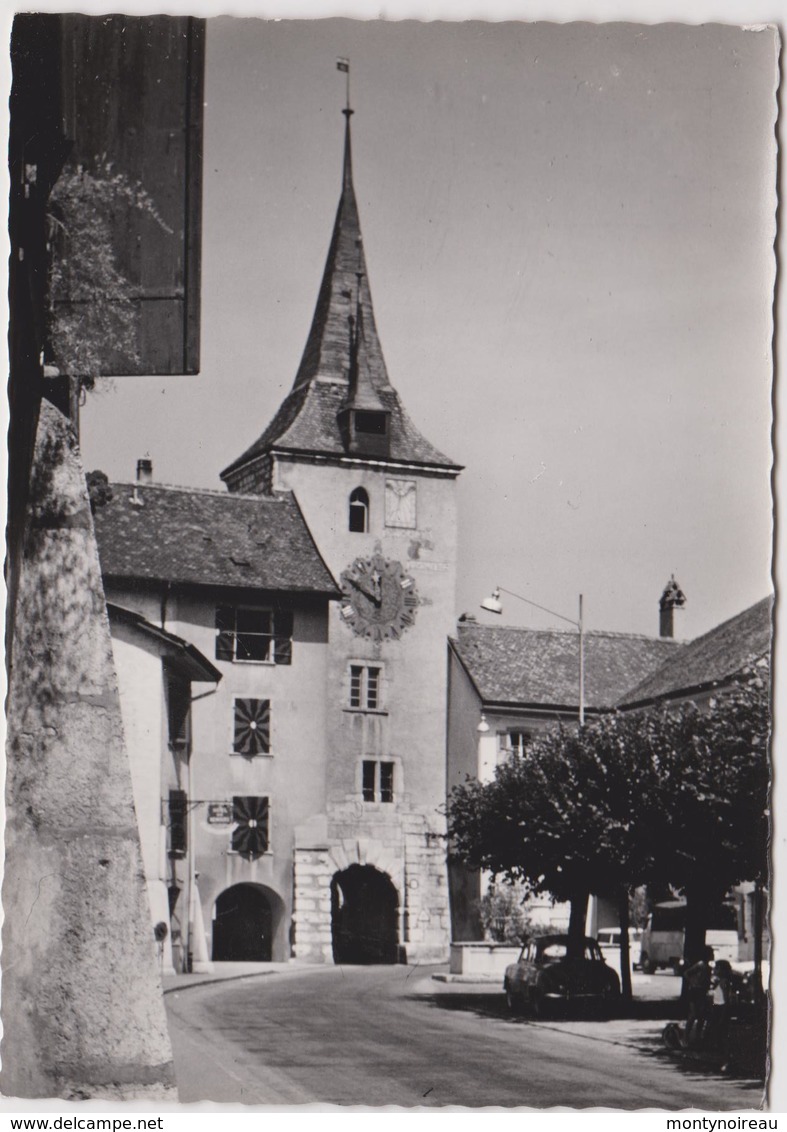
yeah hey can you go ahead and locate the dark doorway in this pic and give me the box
[212,884,273,961]
[331,865,399,964]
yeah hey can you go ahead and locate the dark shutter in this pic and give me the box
[231,796,269,859]
[215,606,234,661]
[233,699,270,756]
[273,609,294,665]
[58,15,204,375]
[169,789,187,858]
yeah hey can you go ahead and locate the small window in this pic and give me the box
[499,730,532,758]
[362,759,395,804]
[168,789,188,859]
[349,487,369,533]
[216,606,293,664]
[349,664,382,710]
[232,698,271,756]
[231,795,270,859]
[354,411,387,436]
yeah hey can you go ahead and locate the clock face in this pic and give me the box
[340,554,419,641]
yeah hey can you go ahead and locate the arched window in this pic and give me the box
[349,487,369,533]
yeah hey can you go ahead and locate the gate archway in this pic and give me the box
[212,883,279,961]
[331,864,399,964]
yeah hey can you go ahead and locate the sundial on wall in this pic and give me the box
[340,554,419,642]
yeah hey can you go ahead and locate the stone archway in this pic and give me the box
[331,864,399,965]
[212,883,281,961]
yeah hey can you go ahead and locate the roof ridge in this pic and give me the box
[459,623,679,643]
[109,481,291,504]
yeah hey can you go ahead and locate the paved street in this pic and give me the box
[164,965,765,1109]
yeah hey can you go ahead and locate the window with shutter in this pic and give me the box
[231,796,270,859]
[215,606,294,664]
[232,698,271,756]
[168,789,188,858]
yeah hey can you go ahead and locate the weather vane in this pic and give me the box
[337,57,351,116]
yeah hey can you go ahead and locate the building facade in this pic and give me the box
[446,614,680,940]
[95,482,339,965]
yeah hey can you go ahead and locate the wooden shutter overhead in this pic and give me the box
[59,14,204,375]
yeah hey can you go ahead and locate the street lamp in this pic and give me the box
[480,586,585,725]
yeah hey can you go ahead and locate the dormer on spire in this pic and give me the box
[337,249,390,456]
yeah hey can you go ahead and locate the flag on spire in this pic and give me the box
[337,58,349,73]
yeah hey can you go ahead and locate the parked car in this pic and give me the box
[503,934,621,1017]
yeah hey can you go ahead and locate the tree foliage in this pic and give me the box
[47,160,172,385]
[447,674,770,959]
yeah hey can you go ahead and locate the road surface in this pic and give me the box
[165,964,764,1109]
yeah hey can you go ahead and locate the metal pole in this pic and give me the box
[578,593,585,725]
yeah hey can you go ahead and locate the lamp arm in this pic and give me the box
[496,586,579,628]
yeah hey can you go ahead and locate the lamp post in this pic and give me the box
[480,586,585,725]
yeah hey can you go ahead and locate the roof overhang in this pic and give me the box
[107,603,222,683]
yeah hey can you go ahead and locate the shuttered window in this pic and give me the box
[168,789,188,858]
[231,796,270,859]
[215,606,293,664]
[232,698,271,756]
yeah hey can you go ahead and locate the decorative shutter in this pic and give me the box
[273,609,294,665]
[215,606,234,661]
[168,789,187,858]
[231,796,269,859]
[233,698,270,756]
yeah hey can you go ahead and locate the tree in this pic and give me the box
[447,673,770,985]
[47,160,172,388]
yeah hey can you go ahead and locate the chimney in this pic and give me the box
[136,458,153,484]
[659,575,686,638]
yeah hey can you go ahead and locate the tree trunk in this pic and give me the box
[682,886,708,968]
[618,888,633,1002]
[567,891,589,958]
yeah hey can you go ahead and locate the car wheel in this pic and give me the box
[505,984,523,1016]
[530,987,546,1019]
[640,952,655,975]
[598,984,619,1019]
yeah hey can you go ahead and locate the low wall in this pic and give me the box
[449,942,521,977]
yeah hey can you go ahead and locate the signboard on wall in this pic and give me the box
[206,802,234,826]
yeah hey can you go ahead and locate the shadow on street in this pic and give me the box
[414,989,766,1089]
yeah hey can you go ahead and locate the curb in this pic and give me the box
[431,973,501,985]
[163,970,278,995]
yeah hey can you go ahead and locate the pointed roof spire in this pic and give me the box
[219,78,463,488]
[289,76,392,394]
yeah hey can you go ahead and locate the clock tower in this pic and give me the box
[221,99,462,964]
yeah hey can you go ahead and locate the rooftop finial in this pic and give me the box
[337,58,352,117]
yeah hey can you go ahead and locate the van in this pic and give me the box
[596,927,642,968]
[638,900,739,974]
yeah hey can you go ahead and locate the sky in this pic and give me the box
[79,16,777,642]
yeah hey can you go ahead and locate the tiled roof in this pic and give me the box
[451,623,680,711]
[220,116,460,482]
[94,483,339,596]
[618,595,773,707]
[223,383,460,477]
